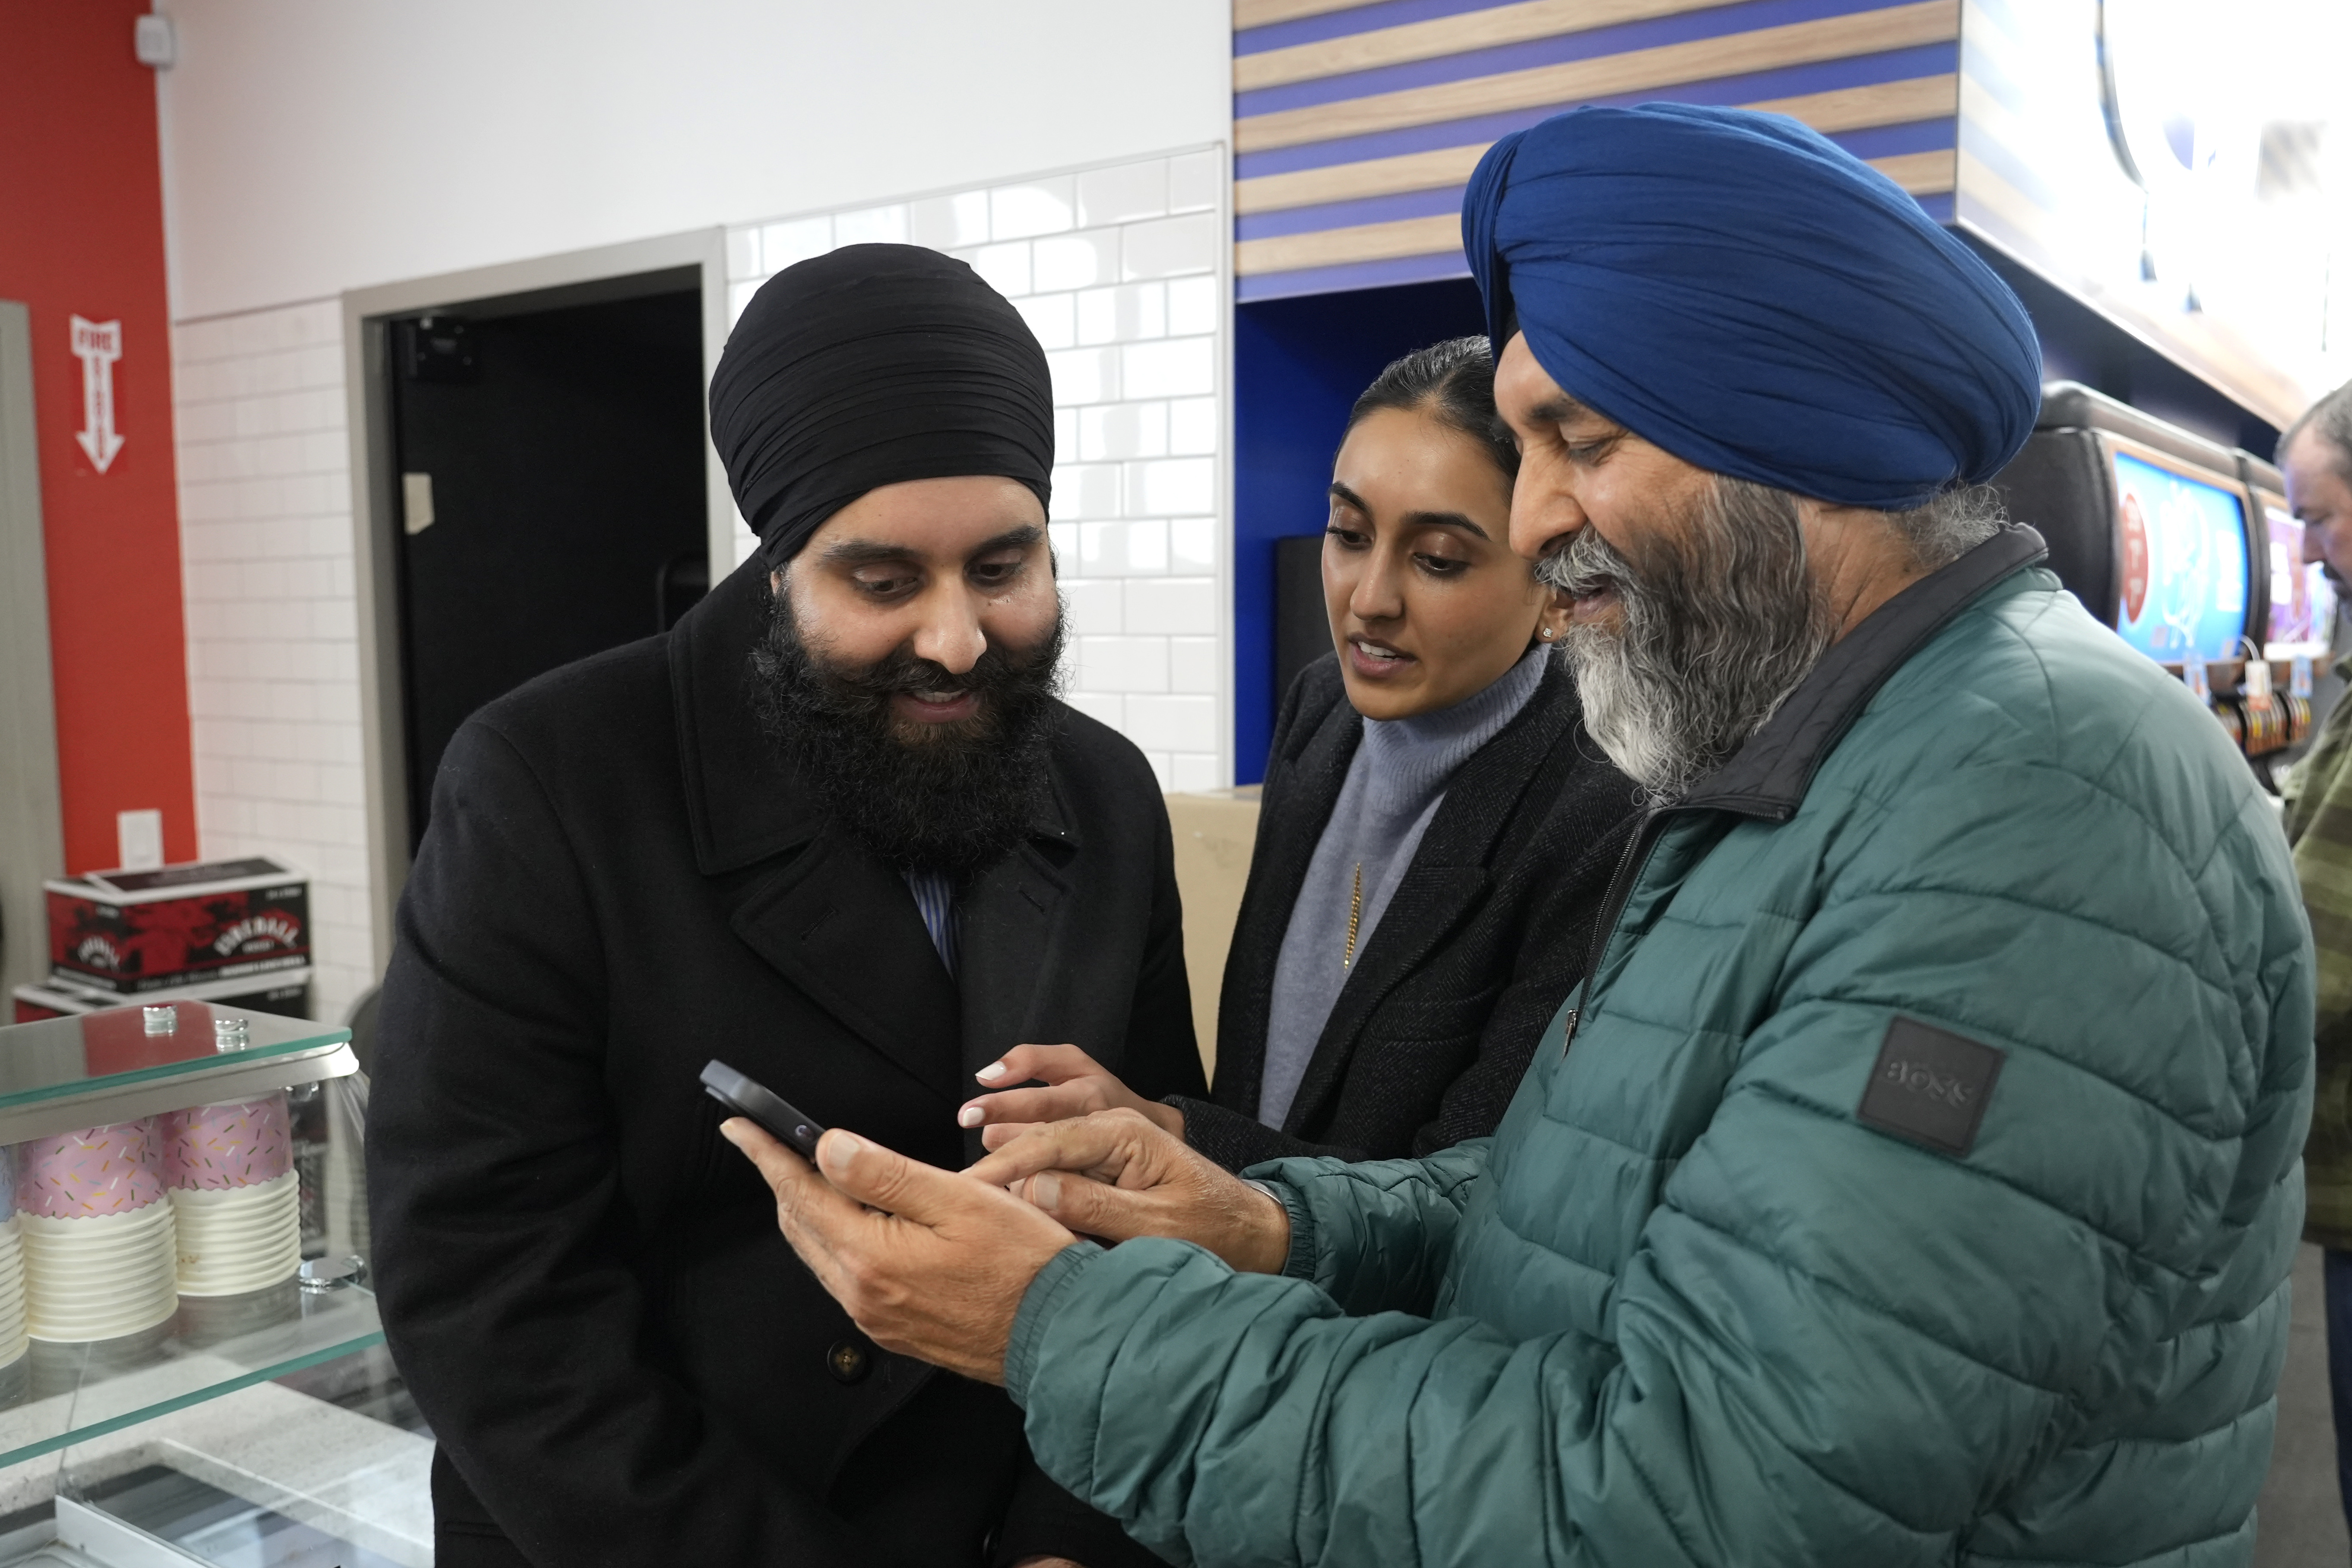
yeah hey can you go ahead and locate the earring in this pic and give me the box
[1540,627,1556,640]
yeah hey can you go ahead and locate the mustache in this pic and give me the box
[1534,476,1832,800]
[1534,526,1640,599]
[787,619,1065,719]
[825,647,1021,699]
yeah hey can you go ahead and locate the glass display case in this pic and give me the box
[0,1002,427,1567]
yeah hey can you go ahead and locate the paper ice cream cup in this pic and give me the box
[163,1197,295,1231]
[15,1203,171,1251]
[13,1122,166,1219]
[171,1170,301,1296]
[162,1096,292,1191]
[21,1203,179,1342]
[166,1170,298,1211]
[28,1300,176,1343]
[26,1270,177,1309]
[177,1222,300,1258]
[0,1218,26,1365]
[25,1288,178,1342]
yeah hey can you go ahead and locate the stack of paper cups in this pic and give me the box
[0,1150,27,1365]
[164,1094,300,1296]
[15,1121,180,1341]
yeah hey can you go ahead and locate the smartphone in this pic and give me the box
[701,1059,828,1159]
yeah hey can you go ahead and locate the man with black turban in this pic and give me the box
[368,243,1202,1568]
[721,109,2313,1565]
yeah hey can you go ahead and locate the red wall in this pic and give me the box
[0,0,196,873]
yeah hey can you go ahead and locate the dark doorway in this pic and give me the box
[384,273,708,849]
[1233,276,1484,782]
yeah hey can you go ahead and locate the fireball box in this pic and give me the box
[46,856,310,997]
[13,972,314,1025]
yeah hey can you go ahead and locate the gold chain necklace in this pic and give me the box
[1343,862,1363,968]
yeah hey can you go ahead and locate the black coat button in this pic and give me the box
[825,1339,870,1384]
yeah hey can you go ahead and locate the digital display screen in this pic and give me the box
[2111,450,2250,663]
[2265,500,2338,653]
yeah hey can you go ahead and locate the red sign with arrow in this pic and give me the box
[70,314,124,473]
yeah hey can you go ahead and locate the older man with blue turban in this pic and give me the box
[723,107,2313,1566]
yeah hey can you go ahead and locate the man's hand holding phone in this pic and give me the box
[713,1044,1290,1404]
[719,1116,1078,1385]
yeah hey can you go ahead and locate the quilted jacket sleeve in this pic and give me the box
[1002,759,2311,1568]
[1248,1140,1491,1316]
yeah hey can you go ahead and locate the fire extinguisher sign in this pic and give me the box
[70,315,124,473]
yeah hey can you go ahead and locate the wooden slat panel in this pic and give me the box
[1236,0,1381,29]
[1236,0,1958,152]
[1955,147,2045,238]
[1238,149,1959,276]
[1743,72,1957,133]
[1873,147,1956,195]
[1237,0,1725,92]
[1238,145,1491,215]
[1236,213,1462,275]
[1234,74,1957,213]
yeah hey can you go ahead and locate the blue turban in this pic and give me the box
[1463,103,2041,509]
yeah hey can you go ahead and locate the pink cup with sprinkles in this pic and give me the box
[14,1121,167,1219]
[162,1095,292,1191]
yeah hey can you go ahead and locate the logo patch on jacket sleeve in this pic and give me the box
[1856,1016,2004,1156]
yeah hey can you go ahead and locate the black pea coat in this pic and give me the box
[1173,653,1639,1171]
[366,559,1203,1568]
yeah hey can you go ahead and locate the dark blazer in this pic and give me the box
[1173,653,1639,1172]
[367,558,1202,1568]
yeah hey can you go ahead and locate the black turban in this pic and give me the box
[708,244,1055,565]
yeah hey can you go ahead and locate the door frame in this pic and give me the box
[340,228,729,968]
[0,301,67,1000]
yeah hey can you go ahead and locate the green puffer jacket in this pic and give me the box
[1005,530,2314,1567]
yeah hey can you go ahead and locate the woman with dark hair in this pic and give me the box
[963,337,1641,1166]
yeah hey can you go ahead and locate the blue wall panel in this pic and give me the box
[1232,276,1486,782]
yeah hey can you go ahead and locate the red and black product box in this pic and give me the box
[12,974,314,1025]
[46,856,310,998]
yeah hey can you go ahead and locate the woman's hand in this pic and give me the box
[967,1109,1290,1276]
[958,1043,1185,1145]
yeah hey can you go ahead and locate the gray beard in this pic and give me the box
[1538,477,1834,801]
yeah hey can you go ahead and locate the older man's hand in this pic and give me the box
[718,1119,1077,1384]
[967,1109,1292,1276]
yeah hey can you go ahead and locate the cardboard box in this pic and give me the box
[1163,788,1262,1079]
[7,984,91,1024]
[46,857,310,998]
[13,971,314,1026]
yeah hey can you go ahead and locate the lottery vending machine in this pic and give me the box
[1992,383,2315,777]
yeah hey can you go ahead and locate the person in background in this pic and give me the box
[961,337,1638,1169]
[366,244,1199,1568]
[2277,376,2352,1543]
[725,104,2310,1567]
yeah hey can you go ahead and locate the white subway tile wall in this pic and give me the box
[170,299,374,1020]
[166,149,1228,1017]
[725,147,1230,792]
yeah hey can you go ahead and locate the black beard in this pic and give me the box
[748,592,1067,877]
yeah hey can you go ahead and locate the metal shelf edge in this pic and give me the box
[0,1044,359,1146]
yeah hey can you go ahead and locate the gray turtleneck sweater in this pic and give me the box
[1256,646,1552,1129]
